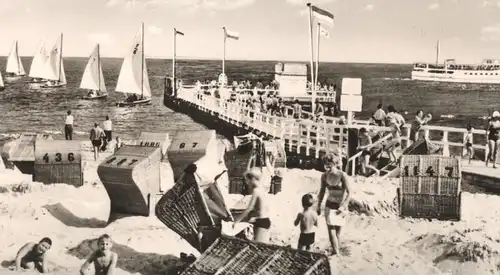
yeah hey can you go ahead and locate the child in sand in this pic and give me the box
[463,125,474,164]
[294,193,318,251]
[80,234,118,275]
[11,237,52,273]
[233,167,271,243]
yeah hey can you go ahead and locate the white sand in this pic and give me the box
[1,140,500,275]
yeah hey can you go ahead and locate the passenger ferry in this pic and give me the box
[411,59,500,84]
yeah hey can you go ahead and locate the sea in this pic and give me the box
[1,57,499,141]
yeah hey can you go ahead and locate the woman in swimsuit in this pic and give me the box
[486,111,500,168]
[317,153,352,256]
[234,167,271,243]
[358,128,379,176]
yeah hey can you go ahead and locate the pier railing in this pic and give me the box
[175,87,489,175]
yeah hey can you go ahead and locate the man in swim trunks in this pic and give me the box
[13,237,52,273]
[317,153,352,256]
[234,167,271,243]
[89,123,105,161]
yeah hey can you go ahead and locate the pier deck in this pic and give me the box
[164,86,500,191]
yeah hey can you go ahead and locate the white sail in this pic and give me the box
[80,44,106,92]
[115,25,151,98]
[29,41,47,78]
[42,34,66,83]
[6,41,25,76]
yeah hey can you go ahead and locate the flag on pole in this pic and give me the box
[175,29,184,36]
[319,25,330,38]
[310,5,334,27]
[224,28,239,40]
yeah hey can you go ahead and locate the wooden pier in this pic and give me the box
[163,84,500,188]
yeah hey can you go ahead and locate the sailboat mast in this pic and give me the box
[141,22,144,98]
[97,44,101,92]
[59,33,63,82]
[15,41,19,75]
[436,39,440,65]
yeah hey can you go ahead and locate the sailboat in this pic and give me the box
[81,44,107,100]
[5,40,25,82]
[28,40,48,87]
[40,33,66,89]
[115,22,152,107]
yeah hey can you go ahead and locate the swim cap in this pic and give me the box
[493,111,500,118]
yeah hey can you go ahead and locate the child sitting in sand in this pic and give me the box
[10,237,52,273]
[294,193,318,251]
[233,167,271,243]
[80,234,118,275]
[114,137,122,153]
[463,125,474,164]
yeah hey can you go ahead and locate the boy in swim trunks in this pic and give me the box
[12,237,52,273]
[80,234,118,275]
[317,153,352,256]
[294,193,318,251]
[234,167,271,243]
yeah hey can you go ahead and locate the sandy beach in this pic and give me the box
[1,140,500,275]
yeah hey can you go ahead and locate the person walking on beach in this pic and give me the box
[64,110,74,140]
[233,167,271,243]
[317,153,352,256]
[102,116,112,142]
[292,99,302,119]
[410,110,427,142]
[486,111,500,168]
[294,193,318,251]
[89,123,105,161]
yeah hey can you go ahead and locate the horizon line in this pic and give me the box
[7,55,414,65]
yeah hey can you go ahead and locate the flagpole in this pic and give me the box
[222,27,226,77]
[173,28,177,97]
[315,22,320,94]
[306,3,316,113]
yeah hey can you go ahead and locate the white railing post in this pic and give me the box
[442,131,450,157]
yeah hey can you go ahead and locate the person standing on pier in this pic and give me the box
[314,99,325,122]
[64,110,74,140]
[486,111,500,168]
[317,154,352,256]
[372,103,386,126]
[292,100,302,119]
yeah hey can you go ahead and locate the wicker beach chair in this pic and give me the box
[179,236,332,275]
[155,163,234,252]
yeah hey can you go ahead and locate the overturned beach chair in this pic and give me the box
[155,163,250,252]
[178,235,332,275]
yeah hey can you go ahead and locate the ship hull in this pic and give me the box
[411,69,500,84]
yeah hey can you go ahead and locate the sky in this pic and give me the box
[1,0,500,63]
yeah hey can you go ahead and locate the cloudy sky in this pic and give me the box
[0,0,499,63]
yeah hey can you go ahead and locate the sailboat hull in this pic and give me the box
[40,83,66,89]
[82,94,108,100]
[5,75,24,82]
[116,98,152,107]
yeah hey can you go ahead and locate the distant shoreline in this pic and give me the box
[3,56,414,66]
